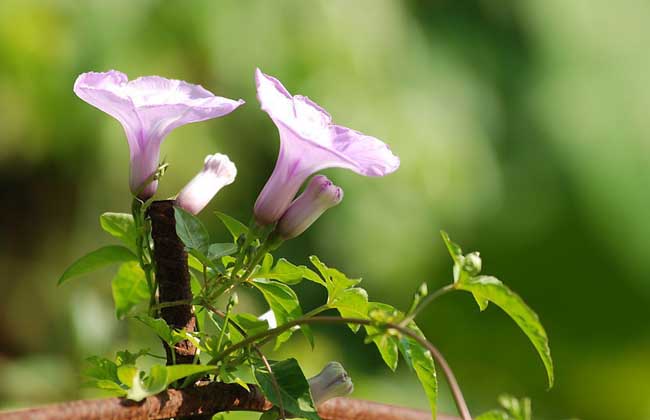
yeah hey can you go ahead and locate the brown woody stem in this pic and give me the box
[147,200,196,365]
[0,390,461,420]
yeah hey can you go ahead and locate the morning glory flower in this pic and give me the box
[73,70,244,199]
[252,69,400,225]
[176,154,237,215]
[275,175,343,240]
[308,361,354,405]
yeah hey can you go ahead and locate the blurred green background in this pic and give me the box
[1,1,649,419]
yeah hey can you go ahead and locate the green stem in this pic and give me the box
[215,299,234,353]
[399,283,455,327]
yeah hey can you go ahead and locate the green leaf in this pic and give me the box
[84,356,119,383]
[58,245,136,285]
[330,288,368,333]
[254,358,319,420]
[398,323,437,418]
[126,364,168,401]
[164,364,216,384]
[364,302,399,371]
[230,313,270,336]
[255,257,311,285]
[440,230,463,264]
[125,364,216,402]
[188,248,217,271]
[86,379,127,396]
[252,279,312,348]
[117,364,138,386]
[116,349,149,366]
[111,262,150,319]
[208,243,238,260]
[174,206,209,253]
[136,315,174,345]
[215,211,248,240]
[100,212,137,251]
[309,256,360,301]
[456,276,554,388]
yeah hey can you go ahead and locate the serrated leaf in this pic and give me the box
[255,258,310,285]
[215,211,248,240]
[363,302,399,371]
[111,262,149,319]
[252,279,312,348]
[58,245,136,285]
[330,288,368,333]
[309,256,360,301]
[174,206,210,253]
[100,212,137,251]
[456,276,554,388]
[254,358,319,420]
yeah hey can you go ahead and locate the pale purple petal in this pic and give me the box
[276,175,343,240]
[73,70,244,199]
[253,69,399,225]
[176,154,237,215]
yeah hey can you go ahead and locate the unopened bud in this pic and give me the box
[308,362,354,405]
[275,175,343,240]
[462,252,482,275]
[176,154,237,215]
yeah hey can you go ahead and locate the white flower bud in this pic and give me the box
[308,361,354,405]
[176,154,237,215]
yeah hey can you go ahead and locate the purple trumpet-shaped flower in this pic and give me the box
[275,175,343,240]
[73,70,244,199]
[253,68,400,225]
[308,362,354,405]
[176,154,237,215]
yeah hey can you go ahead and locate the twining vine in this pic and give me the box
[55,68,554,420]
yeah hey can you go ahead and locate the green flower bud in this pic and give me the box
[462,252,482,275]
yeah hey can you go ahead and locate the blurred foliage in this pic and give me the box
[1,1,649,419]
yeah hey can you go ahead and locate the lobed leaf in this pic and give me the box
[309,256,359,301]
[255,256,313,285]
[58,245,136,285]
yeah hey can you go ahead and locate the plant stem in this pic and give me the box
[211,316,472,420]
[400,283,455,327]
